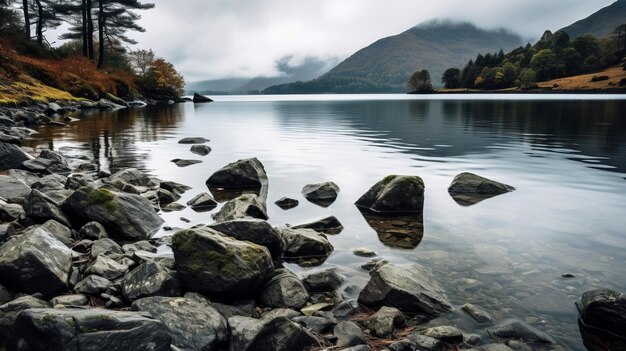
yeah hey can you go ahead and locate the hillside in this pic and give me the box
[559,0,626,39]
[537,66,626,91]
[264,22,523,94]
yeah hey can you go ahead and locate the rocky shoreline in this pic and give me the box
[0,101,625,351]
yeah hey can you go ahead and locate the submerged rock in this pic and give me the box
[171,158,202,167]
[208,218,283,258]
[190,144,211,156]
[448,172,515,206]
[302,181,340,207]
[206,157,268,189]
[275,197,299,210]
[292,215,344,234]
[355,175,425,214]
[228,316,319,351]
[212,194,268,222]
[172,227,274,296]
[487,319,556,344]
[358,263,452,319]
[178,137,210,144]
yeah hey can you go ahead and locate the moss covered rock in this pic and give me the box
[355,175,425,214]
[172,227,274,296]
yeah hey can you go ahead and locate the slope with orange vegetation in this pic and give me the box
[537,66,626,91]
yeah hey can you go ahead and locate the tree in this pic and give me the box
[0,0,21,35]
[55,0,95,58]
[530,49,558,81]
[614,24,626,57]
[441,68,460,89]
[128,48,154,74]
[407,69,432,92]
[137,57,185,99]
[30,0,62,46]
[516,68,536,89]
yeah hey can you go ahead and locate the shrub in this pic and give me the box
[590,75,609,82]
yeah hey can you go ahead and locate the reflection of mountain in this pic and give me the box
[22,105,185,174]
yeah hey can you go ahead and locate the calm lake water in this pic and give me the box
[24,94,626,350]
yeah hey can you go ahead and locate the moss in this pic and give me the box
[82,188,118,214]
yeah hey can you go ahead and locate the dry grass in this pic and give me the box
[537,65,626,91]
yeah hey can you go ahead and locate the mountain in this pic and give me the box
[185,78,250,94]
[264,21,523,94]
[559,0,626,39]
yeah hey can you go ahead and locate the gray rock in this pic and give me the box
[206,157,268,189]
[122,240,157,254]
[159,181,192,195]
[132,296,228,350]
[90,238,123,258]
[62,187,164,240]
[466,344,514,351]
[190,144,211,156]
[31,174,67,192]
[208,218,283,258]
[275,197,299,210]
[212,194,268,222]
[0,175,31,202]
[228,316,319,351]
[260,269,309,309]
[157,188,180,204]
[98,98,127,110]
[85,255,129,280]
[293,215,344,234]
[302,181,340,207]
[292,316,335,333]
[364,306,405,338]
[302,269,344,292]
[78,221,109,240]
[206,297,256,319]
[171,158,203,167]
[419,326,463,343]
[355,175,424,214]
[74,274,113,294]
[333,300,359,320]
[161,202,186,212]
[121,261,182,302]
[50,294,89,307]
[0,202,24,222]
[186,192,218,212]
[358,263,452,319]
[406,332,446,351]
[261,308,301,320]
[22,157,55,173]
[487,319,556,344]
[172,227,274,295]
[0,141,31,170]
[23,190,72,229]
[39,149,67,165]
[353,247,376,257]
[0,284,10,305]
[8,308,171,350]
[178,137,210,144]
[38,219,73,246]
[461,303,493,324]
[505,341,533,351]
[277,225,334,260]
[334,321,367,347]
[576,289,626,339]
[0,296,48,345]
[8,169,39,186]
[108,168,159,192]
[448,173,515,206]
[0,227,71,296]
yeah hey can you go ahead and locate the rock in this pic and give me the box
[8,169,39,186]
[78,221,109,240]
[157,188,180,204]
[132,296,228,350]
[0,141,31,170]
[22,157,56,173]
[8,308,171,350]
[190,144,211,156]
[172,227,274,295]
[576,289,626,339]
[505,341,533,351]
[206,157,268,189]
[302,181,339,207]
[293,215,344,234]
[171,158,203,167]
[186,192,218,212]
[0,202,24,222]
[32,174,67,192]
[260,269,309,309]
[24,189,71,227]
[401,332,446,351]
[0,284,10,305]
[292,316,335,333]
[192,93,213,103]
[228,316,319,351]
[122,240,157,254]
[353,247,376,257]
[275,197,299,210]
[97,98,127,110]
[277,225,334,260]
[50,294,89,307]
[358,263,452,319]
[461,303,493,324]
[364,306,405,338]
[62,187,164,240]
[487,319,556,344]
[0,227,71,296]
[90,238,123,258]
[0,296,48,345]
[261,308,301,320]
[448,172,515,206]
[161,202,186,212]
[419,326,463,343]
[84,255,129,280]
[178,137,210,144]
[301,302,333,316]
[466,344,514,351]
[104,93,129,107]
[208,218,283,258]
[121,261,182,302]
[355,175,424,214]
[74,274,113,294]
[334,321,367,347]
[340,346,371,351]
[39,149,68,165]
[302,269,344,292]
[333,300,359,320]
[212,194,268,222]
[160,181,192,195]
[0,175,31,202]
[108,168,158,191]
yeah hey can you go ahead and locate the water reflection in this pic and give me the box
[359,212,424,249]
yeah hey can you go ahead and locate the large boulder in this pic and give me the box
[172,227,274,296]
[0,227,72,296]
[120,261,182,302]
[0,296,48,346]
[302,182,339,207]
[132,296,228,350]
[447,172,515,206]
[206,157,268,189]
[0,141,31,170]
[277,225,334,260]
[8,308,171,351]
[212,194,268,222]
[259,269,309,309]
[62,187,164,240]
[358,263,452,319]
[355,175,425,214]
[0,175,31,202]
[23,189,71,227]
[576,289,626,347]
[228,316,319,351]
[208,218,283,258]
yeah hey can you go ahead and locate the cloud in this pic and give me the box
[93,0,618,81]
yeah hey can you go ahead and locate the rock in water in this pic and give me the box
[487,319,556,344]
[0,141,31,170]
[172,227,274,296]
[355,175,425,214]
[206,157,268,189]
[178,137,210,144]
[190,145,211,156]
[193,93,213,103]
[0,227,71,296]
[171,159,203,167]
[62,187,164,240]
[448,172,515,206]
[277,225,334,260]
[132,296,228,351]
[302,269,344,292]
[208,218,283,258]
[358,263,452,319]
[186,192,218,212]
[275,197,299,210]
[301,182,339,207]
[8,308,171,351]
[292,215,344,234]
[576,289,626,347]
[212,194,268,222]
[228,316,319,351]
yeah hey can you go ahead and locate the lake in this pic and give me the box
[23,94,626,350]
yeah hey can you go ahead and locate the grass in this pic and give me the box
[537,65,626,91]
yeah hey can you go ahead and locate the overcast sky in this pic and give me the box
[120,0,615,82]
